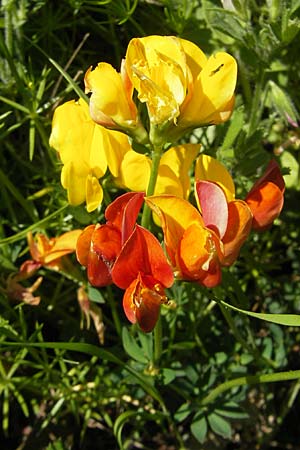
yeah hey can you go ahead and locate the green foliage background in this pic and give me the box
[1,0,300,449]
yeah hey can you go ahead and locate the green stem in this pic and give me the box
[200,369,300,406]
[247,68,265,137]
[106,286,122,337]
[141,145,163,229]
[153,315,162,366]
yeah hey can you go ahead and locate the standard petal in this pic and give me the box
[195,154,235,201]
[105,129,132,178]
[159,144,200,198]
[195,180,229,239]
[180,52,237,126]
[105,191,144,244]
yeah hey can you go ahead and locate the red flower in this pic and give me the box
[76,192,144,287]
[111,226,174,332]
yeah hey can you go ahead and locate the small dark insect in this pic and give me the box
[210,64,224,76]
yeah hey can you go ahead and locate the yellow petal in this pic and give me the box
[50,99,107,177]
[117,150,151,191]
[179,38,207,80]
[85,174,103,212]
[160,144,200,198]
[126,36,188,124]
[195,154,235,201]
[105,129,132,178]
[85,62,137,127]
[180,52,237,126]
[61,162,87,206]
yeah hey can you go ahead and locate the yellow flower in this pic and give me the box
[116,143,200,199]
[125,35,237,134]
[84,61,148,142]
[49,98,131,212]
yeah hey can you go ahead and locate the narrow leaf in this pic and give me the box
[214,297,300,326]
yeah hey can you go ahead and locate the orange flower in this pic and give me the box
[146,182,252,288]
[111,226,174,332]
[245,160,285,231]
[24,230,82,272]
[76,192,145,287]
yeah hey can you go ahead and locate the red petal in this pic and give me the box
[195,180,228,239]
[122,274,164,333]
[87,224,122,287]
[87,250,112,287]
[105,192,144,243]
[112,225,174,289]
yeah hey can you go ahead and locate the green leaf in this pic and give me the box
[113,411,137,450]
[174,402,191,422]
[215,402,249,419]
[269,80,299,126]
[87,286,105,304]
[138,330,153,361]
[281,151,300,190]
[161,368,176,385]
[220,107,244,153]
[191,415,208,444]
[208,412,232,439]
[122,327,148,363]
[213,297,300,326]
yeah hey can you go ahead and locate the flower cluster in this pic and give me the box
[28,35,285,333]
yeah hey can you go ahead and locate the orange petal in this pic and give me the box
[221,200,253,265]
[145,195,203,267]
[179,222,222,287]
[76,225,96,267]
[43,230,83,264]
[246,181,284,231]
